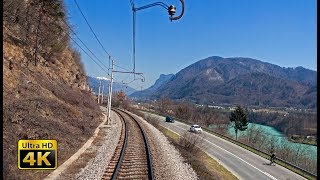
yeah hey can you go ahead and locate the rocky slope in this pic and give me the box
[3,0,103,179]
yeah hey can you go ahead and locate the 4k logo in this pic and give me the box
[18,140,57,169]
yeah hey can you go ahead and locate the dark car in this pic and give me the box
[165,116,175,123]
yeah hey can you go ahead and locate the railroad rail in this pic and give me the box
[102,108,154,180]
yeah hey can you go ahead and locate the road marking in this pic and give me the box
[161,120,278,180]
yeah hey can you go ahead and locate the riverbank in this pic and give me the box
[288,138,317,146]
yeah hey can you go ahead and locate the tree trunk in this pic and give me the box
[235,128,238,140]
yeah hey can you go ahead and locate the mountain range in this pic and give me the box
[130,74,174,99]
[130,56,316,109]
[87,76,137,95]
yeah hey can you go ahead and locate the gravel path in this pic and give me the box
[74,110,122,180]
[128,111,199,180]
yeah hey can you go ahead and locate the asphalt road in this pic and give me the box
[143,112,306,180]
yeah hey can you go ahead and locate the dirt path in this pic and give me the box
[44,106,110,180]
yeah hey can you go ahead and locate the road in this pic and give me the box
[143,112,306,180]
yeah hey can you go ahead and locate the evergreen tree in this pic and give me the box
[230,105,248,140]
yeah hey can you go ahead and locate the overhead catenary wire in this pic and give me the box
[129,0,134,9]
[73,0,111,58]
[43,19,112,77]
[72,0,133,75]
[4,2,129,89]
[63,19,110,73]
[69,35,110,75]
[5,0,113,74]
[114,64,131,72]
[4,24,92,92]
[4,0,110,77]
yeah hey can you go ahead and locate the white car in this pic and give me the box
[190,124,203,133]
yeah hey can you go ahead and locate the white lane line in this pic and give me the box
[160,124,243,180]
[165,121,278,180]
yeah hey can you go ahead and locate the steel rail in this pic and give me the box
[110,109,128,180]
[114,108,154,180]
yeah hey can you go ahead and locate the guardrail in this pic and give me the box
[139,109,317,180]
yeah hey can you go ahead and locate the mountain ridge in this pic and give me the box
[87,76,137,96]
[130,74,174,98]
[134,56,316,108]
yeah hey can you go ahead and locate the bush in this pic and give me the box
[179,132,205,153]
[144,114,160,128]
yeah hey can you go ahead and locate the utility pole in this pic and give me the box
[107,59,114,125]
[98,80,101,103]
[101,84,104,104]
[106,58,144,125]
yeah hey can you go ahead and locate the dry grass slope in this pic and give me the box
[3,34,102,179]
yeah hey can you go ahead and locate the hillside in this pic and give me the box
[141,56,316,109]
[3,1,103,179]
[130,74,174,99]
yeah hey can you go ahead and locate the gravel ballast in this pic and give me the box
[56,108,198,180]
[75,110,122,180]
[128,111,199,180]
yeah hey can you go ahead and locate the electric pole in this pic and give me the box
[98,80,101,103]
[101,84,104,104]
[107,59,114,125]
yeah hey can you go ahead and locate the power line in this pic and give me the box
[69,36,110,75]
[42,19,111,77]
[114,64,131,72]
[4,24,90,92]
[72,0,132,75]
[63,20,110,73]
[73,0,111,58]
[129,0,134,9]
[4,3,110,79]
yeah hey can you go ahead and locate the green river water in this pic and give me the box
[209,123,317,160]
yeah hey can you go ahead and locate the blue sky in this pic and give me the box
[65,0,317,90]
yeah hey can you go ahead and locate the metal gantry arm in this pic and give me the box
[122,76,145,86]
[131,0,185,79]
[134,2,169,11]
[133,0,184,21]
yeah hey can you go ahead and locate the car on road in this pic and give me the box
[165,116,175,123]
[190,124,202,133]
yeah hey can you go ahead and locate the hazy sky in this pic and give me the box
[65,0,317,90]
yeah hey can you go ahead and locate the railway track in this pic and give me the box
[102,108,154,180]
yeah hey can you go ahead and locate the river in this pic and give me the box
[209,123,317,160]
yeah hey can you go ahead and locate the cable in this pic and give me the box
[73,0,111,57]
[42,20,111,77]
[114,64,131,72]
[72,0,131,75]
[4,5,111,80]
[120,74,131,83]
[36,13,111,76]
[129,0,134,9]
[4,24,88,92]
[64,20,110,73]
[69,36,110,75]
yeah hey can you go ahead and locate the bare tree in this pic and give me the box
[179,132,205,152]
[156,97,173,114]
